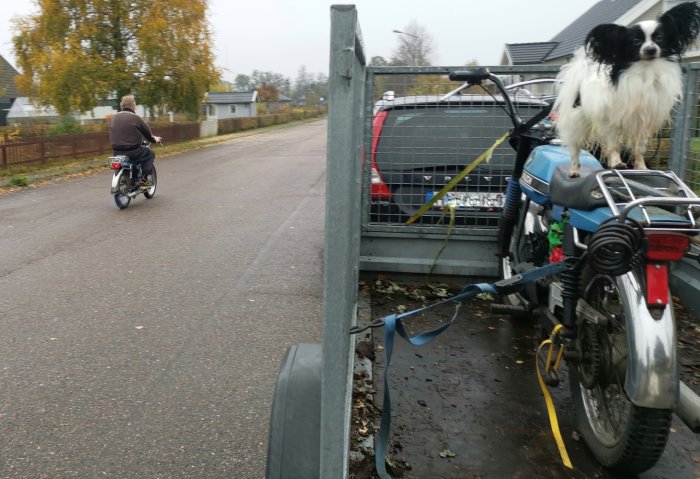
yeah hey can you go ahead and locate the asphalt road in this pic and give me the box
[0,120,327,478]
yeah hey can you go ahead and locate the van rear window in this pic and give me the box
[375,105,544,171]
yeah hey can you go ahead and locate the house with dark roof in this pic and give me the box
[202,91,258,120]
[0,55,20,126]
[501,0,700,66]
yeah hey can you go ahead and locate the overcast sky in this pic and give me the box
[0,0,600,83]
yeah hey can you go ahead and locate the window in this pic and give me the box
[230,105,236,114]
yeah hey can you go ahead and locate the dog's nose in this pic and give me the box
[642,45,659,58]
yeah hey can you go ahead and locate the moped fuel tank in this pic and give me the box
[520,145,602,206]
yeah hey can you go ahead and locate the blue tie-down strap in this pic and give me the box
[370,261,570,479]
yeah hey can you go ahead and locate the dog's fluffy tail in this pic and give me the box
[553,48,600,150]
[553,48,610,117]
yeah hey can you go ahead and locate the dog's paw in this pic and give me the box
[613,163,629,170]
[568,167,581,178]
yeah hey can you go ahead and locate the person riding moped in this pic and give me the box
[109,95,161,187]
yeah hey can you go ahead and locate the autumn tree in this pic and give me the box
[390,22,436,66]
[257,83,279,103]
[12,0,220,119]
[234,74,254,92]
[292,66,328,106]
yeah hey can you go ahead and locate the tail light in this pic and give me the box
[645,233,690,307]
[110,162,122,170]
[645,233,690,261]
[370,111,391,200]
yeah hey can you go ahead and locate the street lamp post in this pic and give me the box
[392,29,419,39]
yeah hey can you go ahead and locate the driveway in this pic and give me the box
[355,273,700,479]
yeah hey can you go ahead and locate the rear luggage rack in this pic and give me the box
[595,169,700,233]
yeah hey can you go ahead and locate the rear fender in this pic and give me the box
[617,270,679,409]
[110,170,125,194]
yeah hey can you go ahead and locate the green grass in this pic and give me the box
[8,175,29,187]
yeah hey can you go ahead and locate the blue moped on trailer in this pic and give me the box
[445,68,700,474]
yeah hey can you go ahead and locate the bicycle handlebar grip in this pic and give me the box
[449,67,492,84]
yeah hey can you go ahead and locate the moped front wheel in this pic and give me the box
[143,166,157,199]
[114,174,131,209]
[570,269,672,474]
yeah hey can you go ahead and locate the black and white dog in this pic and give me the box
[554,1,700,177]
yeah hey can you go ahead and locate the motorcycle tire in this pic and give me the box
[114,174,131,209]
[143,167,157,199]
[570,266,672,474]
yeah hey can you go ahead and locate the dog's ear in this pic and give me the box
[658,2,700,56]
[585,24,632,65]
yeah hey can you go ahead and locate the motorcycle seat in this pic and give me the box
[549,164,608,210]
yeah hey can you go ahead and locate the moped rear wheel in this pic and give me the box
[114,174,131,209]
[570,269,671,474]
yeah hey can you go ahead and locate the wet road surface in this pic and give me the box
[0,120,327,478]
[359,274,700,479]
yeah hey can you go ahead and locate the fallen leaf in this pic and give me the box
[439,449,457,458]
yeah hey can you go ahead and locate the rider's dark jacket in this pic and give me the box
[109,108,157,152]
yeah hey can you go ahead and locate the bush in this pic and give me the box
[46,116,84,136]
[8,175,29,187]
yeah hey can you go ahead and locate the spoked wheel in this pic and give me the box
[114,174,131,209]
[570,270,672,474]
[143,167,157,199]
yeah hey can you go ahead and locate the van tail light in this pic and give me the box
[370,111,391,200]
[371,166,391,199]
[645,233,690,261]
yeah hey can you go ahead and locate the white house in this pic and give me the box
[202,91,258,120]
[6,97,148,126]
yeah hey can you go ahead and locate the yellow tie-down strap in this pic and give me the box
[406,132,510,225]
[536,323,573,469]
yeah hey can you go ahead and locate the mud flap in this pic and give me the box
[617,273,679,408]
[265,343,322,479]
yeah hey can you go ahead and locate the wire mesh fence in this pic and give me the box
[363,65,689,235]
[682,65,700,195]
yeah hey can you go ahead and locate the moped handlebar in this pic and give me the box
[446,68,524,129]
[448,68,492,84]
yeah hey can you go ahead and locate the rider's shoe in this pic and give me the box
[139,177,154,188]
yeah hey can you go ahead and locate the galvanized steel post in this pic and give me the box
[321,5,367,478]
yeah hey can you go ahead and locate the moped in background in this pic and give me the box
[108,141,160,209]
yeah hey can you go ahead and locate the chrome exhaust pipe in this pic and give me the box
[675,381,700,433]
